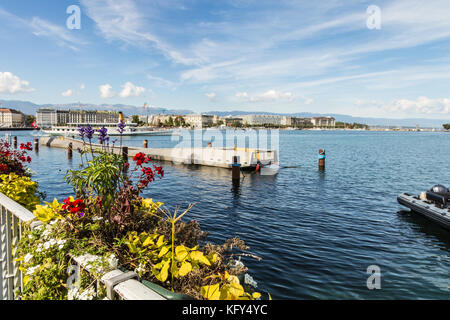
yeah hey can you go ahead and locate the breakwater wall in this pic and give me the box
[40,136,277,169]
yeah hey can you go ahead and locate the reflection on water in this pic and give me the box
[2,130,450,299]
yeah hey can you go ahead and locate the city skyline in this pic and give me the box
[1,1,450,119]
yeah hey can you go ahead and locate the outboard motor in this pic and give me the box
[430,184,449,195]
[426,185,449,207]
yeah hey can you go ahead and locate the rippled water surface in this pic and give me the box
[4,130,450,299]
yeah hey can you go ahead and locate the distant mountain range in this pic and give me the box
[1,99,449,128]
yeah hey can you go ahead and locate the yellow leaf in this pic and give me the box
[178,261,192,277]
[252,292,261,299]
[157,261,169,282]
[227,275,240,284]
[142,236,154,247]
[207,253,219,264]
[228,282,244,298]
[158,246,170,258]
[156,235,164,247]
[201,283,221,300]
[190,251,211,266]
[175,245,189,261]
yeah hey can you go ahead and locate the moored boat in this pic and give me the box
[397,185,450,230]
[42,124,175,136]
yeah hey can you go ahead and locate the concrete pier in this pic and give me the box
[39,136,277,169]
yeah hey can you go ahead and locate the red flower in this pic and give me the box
[0,164,7,172]
[62,197,85,215]
[19,142,32,151]
[154,165,164,177]
[133,152,150,166]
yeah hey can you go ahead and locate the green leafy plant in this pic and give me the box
[0,173,41,210]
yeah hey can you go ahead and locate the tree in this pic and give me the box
[443,124,450,130]
[132,115,140,124]
[25,115,36,127]
[168,116,174,127]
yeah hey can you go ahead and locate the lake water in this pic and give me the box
[3,129,450,299]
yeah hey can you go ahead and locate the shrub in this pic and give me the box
[17,124,262,300]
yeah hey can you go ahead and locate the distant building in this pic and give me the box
[239,114,282,126]
[0,108,25,128]
[311,116,335,128]
[184,114,214,128]
[281,116,312,127]
[220,117,243,127]
[36,108,119,128]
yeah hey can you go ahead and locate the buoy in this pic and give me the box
[232,156,241,183]
[68,142,73,159]
[318,149,325,170]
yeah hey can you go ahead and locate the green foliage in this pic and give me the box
[443,124,450,130]
[64,152,126,209]
[0,173,41,210]
[33,198,63,223]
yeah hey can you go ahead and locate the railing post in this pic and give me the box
[5,209,13,300]
[0,205,7,300]
[12,215,20,297]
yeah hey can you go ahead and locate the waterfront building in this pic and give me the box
[281,116,312,127]
[0,108,25,127]
[149,114,176,126]
[36,108,119,128]
[311,116,336,128]
[220,116,243,127]
[184,114,214,128]
[239,114,282,126]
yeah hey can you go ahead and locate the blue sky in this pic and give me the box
[1,0,450,119]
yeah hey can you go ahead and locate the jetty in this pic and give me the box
[39,136,278,169]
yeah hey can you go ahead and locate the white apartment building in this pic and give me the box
[0,108,25,128]
[311,116,336,128]
[240,114,282,126]
[184,114,214,128]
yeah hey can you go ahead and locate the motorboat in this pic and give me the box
[260,163,280,175]
[397,184,450,230]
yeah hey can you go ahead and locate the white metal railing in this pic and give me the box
[0,192,166,300]
[0,192,35,300]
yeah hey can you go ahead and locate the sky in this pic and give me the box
[1,0,450,119]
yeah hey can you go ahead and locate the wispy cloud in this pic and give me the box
[80,0,199,65]
[0,6,86,51]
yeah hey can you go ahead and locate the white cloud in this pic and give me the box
[61,89,73,97]
[205,92,217,101]
[304,98,314,105]
[235,90,294,103]
[235,92,249,101]
[356,96,450,115]
[99,84,115,98]
[0,72,34,94]
[119,82,146,98]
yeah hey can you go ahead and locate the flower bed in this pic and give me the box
[5,125,263,300]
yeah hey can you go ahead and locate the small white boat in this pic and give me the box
[260,163,280,176]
